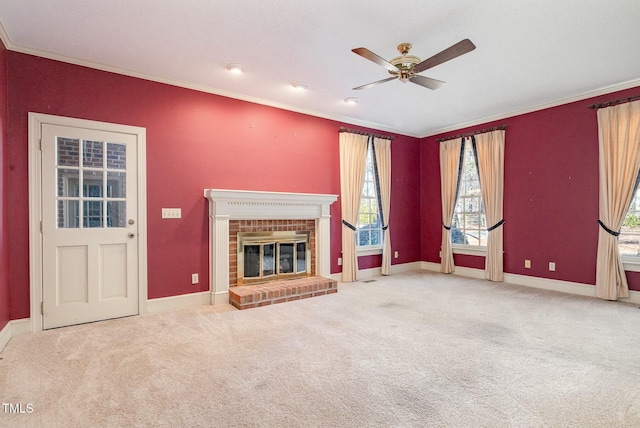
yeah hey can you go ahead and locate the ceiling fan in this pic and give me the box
[351,39,476,90]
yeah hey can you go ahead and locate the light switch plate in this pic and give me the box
[162,208,181,219]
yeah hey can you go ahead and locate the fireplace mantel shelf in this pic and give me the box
[204,189,338,305]
[204,189,338,219]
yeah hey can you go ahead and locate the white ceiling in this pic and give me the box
[0,1,639,137]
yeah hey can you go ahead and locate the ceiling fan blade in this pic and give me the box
[352,47,398,72]
[409,75,446,90]
[353,76,398,90]
[413,39,476,74]
[353,76,398,91]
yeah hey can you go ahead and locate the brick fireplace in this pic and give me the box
[204,189,338,305]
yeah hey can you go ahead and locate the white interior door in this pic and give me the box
[41,124,139,329]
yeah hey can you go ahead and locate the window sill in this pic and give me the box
[622,258,640,272]
[452,245,487,257]
[357,247,383,256]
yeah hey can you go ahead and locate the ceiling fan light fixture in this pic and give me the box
[292,82,308,91]
[226,63,243,74]
[344,97,359,105]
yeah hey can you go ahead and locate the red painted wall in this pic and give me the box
[6,52,421,319]
[421,86,640,291]
[0,39,9,330]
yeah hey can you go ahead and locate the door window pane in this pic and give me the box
[83,201,103,228]
[107,172,126,198]
[57,138,80,167]
[83,140,103,168]
[107,142,126,170]
[57,170,79,197]
[83,171,103,197]
[57,200,79,228]
[107,201,126,228]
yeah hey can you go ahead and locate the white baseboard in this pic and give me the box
[211,291,229,306]
[147,291,211,314]
[420,261,640,305]
[331,261,424,283]
[0,322,11,353]
[0,318,31,353]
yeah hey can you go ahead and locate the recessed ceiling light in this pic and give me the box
[292,82,308,91]
[226,64,243,74]
[344,97,360,105]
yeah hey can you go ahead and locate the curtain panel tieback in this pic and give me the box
[598,219,620,237]
[342,220,357,231]
[487,219,505,232]
[382,224,389,231]
[442,222,452,231]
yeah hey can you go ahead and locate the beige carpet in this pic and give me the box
[1,270,640,427]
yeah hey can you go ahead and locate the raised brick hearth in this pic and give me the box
[229,276,337,310]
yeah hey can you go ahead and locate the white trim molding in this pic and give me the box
[420,262,640,305]
[0,318,31,353]
[204,189,338,305]
[147,292,214,314]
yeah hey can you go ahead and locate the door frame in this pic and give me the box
[28,113,148,332]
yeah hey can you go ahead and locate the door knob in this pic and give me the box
[128,219,135,225]
[128,233,136,238]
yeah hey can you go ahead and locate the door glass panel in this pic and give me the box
[83,140,103,168]
[83,201,103,228]
[107,201,126,228]
[107,171,126,198]
[57,170,79,197]
[83,171,103,197]
[279,243,294,274]
[243,245,260,278]
[296,241,306,273]
[107,142,126,170]
[57,200,79,228]
[57,138,80,167]
[263,243,275,277]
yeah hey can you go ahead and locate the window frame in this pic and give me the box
[356,141,383,254]
[620,184,640,271]
[451,138,487,255]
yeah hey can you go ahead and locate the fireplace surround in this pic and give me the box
[204,189,338,305]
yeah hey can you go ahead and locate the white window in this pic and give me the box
[452,139,487,247]
[356,143,382,248]
[620,189,640,258]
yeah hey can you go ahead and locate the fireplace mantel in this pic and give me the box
[204,189,338,305]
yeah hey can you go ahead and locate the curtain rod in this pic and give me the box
[437,125,506,142]
[588,95,640,110]
[339,127,394,140]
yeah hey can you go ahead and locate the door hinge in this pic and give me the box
[39,139,42,151]
[40,302,43,315]
[40,221,43,233]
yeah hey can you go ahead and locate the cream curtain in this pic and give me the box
[340,133,369,282]
[473,130,506,282]
[439,138,464,273]
[595,100,640,300]
[373,137,392,275]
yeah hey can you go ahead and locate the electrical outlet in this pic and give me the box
[549,262,556,271]
[394,251,399,259]
[191,273,199,284]
[162,208,181,219]
[525,259,531,269]
[337,257,342,266]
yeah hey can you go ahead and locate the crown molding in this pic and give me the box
[419,78,640,139]
[1,19,637,141]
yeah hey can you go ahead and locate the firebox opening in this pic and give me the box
[238,231,311,285]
